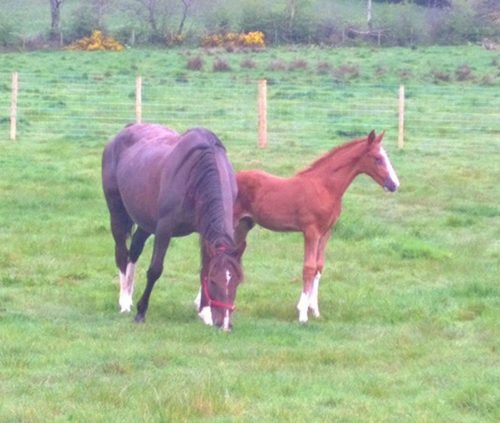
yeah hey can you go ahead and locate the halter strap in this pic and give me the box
[202,276,235,311]
[215,244,230,254]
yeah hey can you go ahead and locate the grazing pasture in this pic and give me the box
[0,46,499,422]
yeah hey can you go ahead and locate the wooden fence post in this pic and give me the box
[136,75,142,123]
[398,84,405,149]
[258,79,267,148]
[10,72,18,141]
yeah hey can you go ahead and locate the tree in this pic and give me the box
[177,0,193,36]
[93,0,113,29]
[367,0,373,30]
[49,0,64,42]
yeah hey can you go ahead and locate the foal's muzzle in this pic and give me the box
[384,177,399,192]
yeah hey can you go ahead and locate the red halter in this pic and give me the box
[202,276,235,312]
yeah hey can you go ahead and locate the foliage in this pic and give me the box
[1,0,499,49]
[66,30,125,51]
[201,31,265,49]
[64,3,103,43]
[0,14,16,48]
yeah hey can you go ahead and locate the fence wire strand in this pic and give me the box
[1,72,499,155]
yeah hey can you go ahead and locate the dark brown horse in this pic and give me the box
[234,130,400,323]
[102,123,243,330]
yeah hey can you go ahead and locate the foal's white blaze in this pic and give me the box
[118,262,136,313]
[380,147,400,189]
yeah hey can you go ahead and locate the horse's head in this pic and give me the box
[203,243,244,331]
[359,130,400,192]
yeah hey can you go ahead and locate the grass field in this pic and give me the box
[0,46,499,422]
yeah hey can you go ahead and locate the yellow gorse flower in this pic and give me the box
[67,30,125,51]
[201,31,265,48]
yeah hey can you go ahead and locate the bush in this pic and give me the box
[66,30,124,51]
[436,0,483,44]
[0,15,17,48]
[65,5,102,43]
[187,56,204,71]
[213,58,231,72]
[375,3,429,46]
[240,58,257,69]
[201,31,265,49]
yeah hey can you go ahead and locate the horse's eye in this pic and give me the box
[375,156,384,166]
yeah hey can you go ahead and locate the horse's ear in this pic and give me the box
[367,130,376,144]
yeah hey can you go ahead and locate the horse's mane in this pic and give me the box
[183,129,236,250]
[297,136,368,176]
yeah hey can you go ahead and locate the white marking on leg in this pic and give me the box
[225,269,231,299]
[198,306,213,326]
[309,272,321,318]
[223,310,230,332]
[380,147,400,189]
[194,287,201,310]
[118,262,136,313]
[297,291,310,323]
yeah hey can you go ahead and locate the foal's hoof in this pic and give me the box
[134,314,145,324]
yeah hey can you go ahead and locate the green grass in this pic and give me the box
[0,46,499,422]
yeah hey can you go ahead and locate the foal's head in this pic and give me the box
[358,131,400,192]
[204,243,244,331]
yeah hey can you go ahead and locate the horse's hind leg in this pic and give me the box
[119,227,151,313]
[297,231,321,323]
[104,189,134,312]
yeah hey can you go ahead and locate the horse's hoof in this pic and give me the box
[134,314,145,323]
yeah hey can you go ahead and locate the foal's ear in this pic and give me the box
[367,130,376,144]
[376,131,385,144]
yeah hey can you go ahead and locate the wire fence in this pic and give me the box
[1,71,499,155]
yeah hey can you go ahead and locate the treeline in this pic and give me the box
[1,0,498,49]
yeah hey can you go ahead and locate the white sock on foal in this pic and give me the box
[297,272,322,322]
[309,272,321,317]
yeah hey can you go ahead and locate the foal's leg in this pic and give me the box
[135,229,171,323]
[119,228,150,313]
[308,230,332,318]
[297,231,320,323]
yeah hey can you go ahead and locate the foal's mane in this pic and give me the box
[297,136,368,176]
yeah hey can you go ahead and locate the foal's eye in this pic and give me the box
[375,156,384,165]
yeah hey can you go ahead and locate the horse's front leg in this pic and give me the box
[135,231,171,323]
[196,243,214,326]
[308,230,332,318]
[297,231,320,323]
